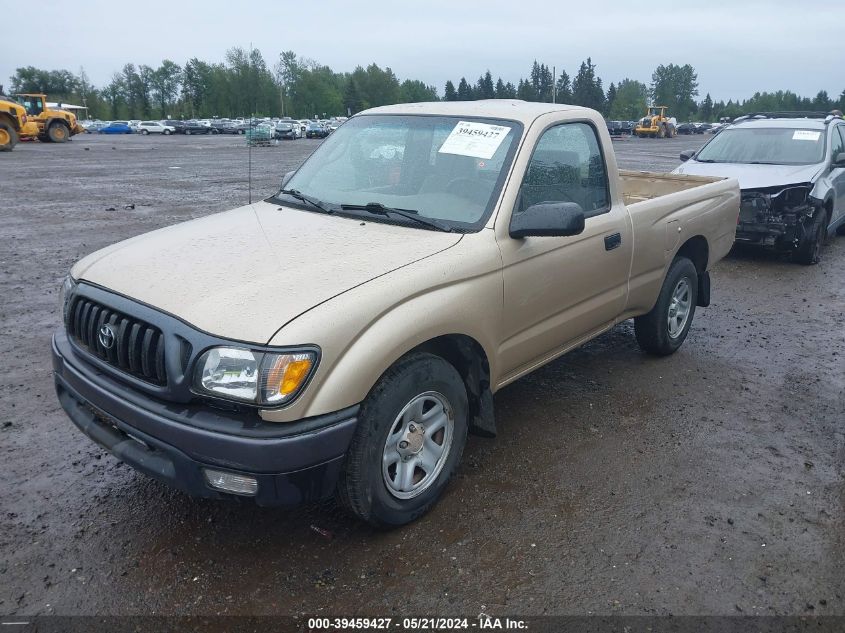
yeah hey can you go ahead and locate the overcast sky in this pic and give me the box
[3,0,842,103]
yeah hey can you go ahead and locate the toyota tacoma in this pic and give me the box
[53,101,740,527]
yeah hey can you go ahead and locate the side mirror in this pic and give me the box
[833,152,845,167]
[281,170,295,188]
[679,149,696,162]
[510,202,585,239]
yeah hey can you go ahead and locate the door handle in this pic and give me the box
[604,232,622,251]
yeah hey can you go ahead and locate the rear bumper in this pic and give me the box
[52,331,359,506]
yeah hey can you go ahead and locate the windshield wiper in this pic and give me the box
[340,202,452,232]
[695,158,719,163]
[277,189,333,215]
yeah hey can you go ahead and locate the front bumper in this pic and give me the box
[735,221,799,248]
[52,331,359,506]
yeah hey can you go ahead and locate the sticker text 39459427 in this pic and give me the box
[438,121,510,160]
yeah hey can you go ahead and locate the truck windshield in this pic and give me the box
[695,127,826,165]
[280,114,521,231]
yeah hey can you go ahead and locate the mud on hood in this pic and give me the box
[72,200,462,343]
[673,161,823,191]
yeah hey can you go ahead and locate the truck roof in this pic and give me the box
[361,100,594,125]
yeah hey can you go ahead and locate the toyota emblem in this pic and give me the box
[98,324,116,350]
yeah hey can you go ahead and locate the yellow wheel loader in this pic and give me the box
[14,93,84,142]
[634,106,676,138]
[0,89,27,151]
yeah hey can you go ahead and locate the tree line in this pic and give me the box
[8,49,845,123]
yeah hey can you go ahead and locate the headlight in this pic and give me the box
[193,347,317,406]
[59,275,76,323]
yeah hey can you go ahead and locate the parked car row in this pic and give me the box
[78,116,347,139]
[676,122,727,135]
[606,120,635,135]
[604,119,728,138]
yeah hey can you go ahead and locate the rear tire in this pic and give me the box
[47,122,70,143]
[337,352,469,528]
[635,257,698,356]
[0,121,18,151]
[793,211,825,265]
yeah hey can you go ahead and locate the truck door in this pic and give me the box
[496,121,633,379]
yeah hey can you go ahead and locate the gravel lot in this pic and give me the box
[1,132,843,617]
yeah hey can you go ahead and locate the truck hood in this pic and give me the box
[72,200,462,343]
[673,161,822,190]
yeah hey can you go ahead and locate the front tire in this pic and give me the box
[47,122,70,143]
[141,129,149,135]
[337,352,469,528]
[0,121,18,151]
[793,211,826,265]
[635,256,698,356]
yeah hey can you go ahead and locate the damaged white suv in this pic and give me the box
[674,111,845,264]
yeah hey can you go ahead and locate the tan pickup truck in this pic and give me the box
[53,101,739,526]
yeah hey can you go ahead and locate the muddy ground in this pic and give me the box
[1,133,843,617]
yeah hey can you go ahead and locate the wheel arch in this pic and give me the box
[0,111,20,131]
[47,116,69,129]
[675,235,710,307]
[822,196,833,227]
[408,334,494,436]
[676,234,709,273]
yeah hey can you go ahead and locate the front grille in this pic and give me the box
[66,297,167,386]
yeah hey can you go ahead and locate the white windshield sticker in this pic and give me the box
[438,121,510,159]
[792,130,821,142]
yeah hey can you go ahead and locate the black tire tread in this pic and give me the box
[635,256,698,356]
[337,352,466,528]
[793,210,825,265]
[47,122,69,143]
[0,121,17,151]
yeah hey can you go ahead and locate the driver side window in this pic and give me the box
[516,122,609,216]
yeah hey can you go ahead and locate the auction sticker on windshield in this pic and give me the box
[439,121,510,159]
[792,130,821,142]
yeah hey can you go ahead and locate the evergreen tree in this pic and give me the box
[457,77,473,101]
[444,80,457,101]
[343,77,364,114]
[555,70,572,103]
[812,90,832,111]
[605,82,617,116]
[538,64,554,102]
[530,60,542,96]
[517,78,538,102]
[572,58,605,112]
[700,93,713,121]
[476,70,495,99]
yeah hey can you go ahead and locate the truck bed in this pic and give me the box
[620,170,727,206]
